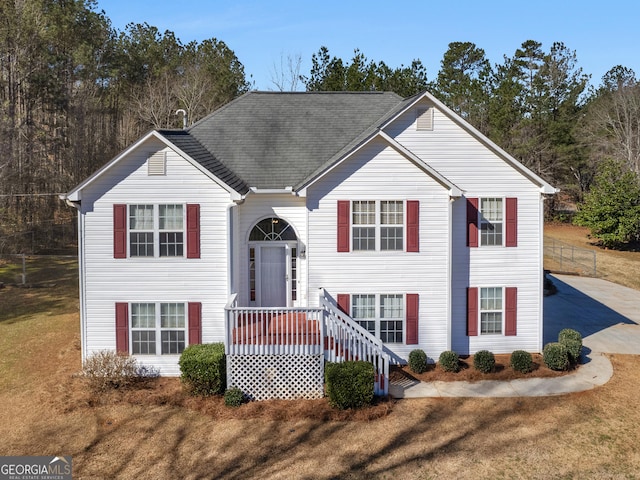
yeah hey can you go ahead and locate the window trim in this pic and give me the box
[350,200,406,252]
[128,204,186,258]
[479,197,504,247]
[350,293,406,344]
[479,286,504,335]
[129,302,188,355]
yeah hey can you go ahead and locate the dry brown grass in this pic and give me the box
[2,251,640,478]
[545,223,640,290]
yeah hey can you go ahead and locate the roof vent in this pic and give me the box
[148,151,166,176]
[416,107,434,131]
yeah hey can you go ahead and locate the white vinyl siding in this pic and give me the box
[307,137,451,360]
[78,139,231,375]
[387,99,545,354]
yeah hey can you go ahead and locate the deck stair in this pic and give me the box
[225,290,390,399]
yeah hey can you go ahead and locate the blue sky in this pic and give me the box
[96,0,640,91]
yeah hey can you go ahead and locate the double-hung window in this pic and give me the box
[131,302,186,354]
[129,204,184,257]
[479,198,503,246]
[480,287,503,334]
[351,294,405,343]
[352,201,404,251]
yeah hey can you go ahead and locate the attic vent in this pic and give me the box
[148,151,166,175]
[416,107,434,131]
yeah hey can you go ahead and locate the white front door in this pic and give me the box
[259,245,287,307]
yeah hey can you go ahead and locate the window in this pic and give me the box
[351,294,405,343]
[129,204,184,257]
[480,287,503,334]
[480,198,503,246]
[130,302,186,354]
[352,201,404,251]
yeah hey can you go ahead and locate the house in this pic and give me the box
[62,90,556,400]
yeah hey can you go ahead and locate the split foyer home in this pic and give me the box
[62,90,556,400]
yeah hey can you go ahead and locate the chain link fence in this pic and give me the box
[544,237,597,276]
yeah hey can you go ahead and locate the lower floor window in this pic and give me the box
[352,293,404,343]
[131,302,186,354]
[480,287,503,334]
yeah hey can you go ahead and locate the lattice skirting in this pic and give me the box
[227,354,324,401]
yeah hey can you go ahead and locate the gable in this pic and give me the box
[381,93,556,195]
[64,132,242,204]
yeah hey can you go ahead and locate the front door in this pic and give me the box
[259,245,287,307]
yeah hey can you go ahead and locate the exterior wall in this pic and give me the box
[234,193,308,306]
[78,136,232,375]
[306,137,452,362]
[387,98,545,354]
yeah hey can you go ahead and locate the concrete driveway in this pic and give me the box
[544,274,640,354]
[390,274,640,398]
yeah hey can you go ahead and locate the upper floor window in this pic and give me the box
[129,204,184,257]
[352,200,404,251]
[479,198,503,246]
[467,197,517,248]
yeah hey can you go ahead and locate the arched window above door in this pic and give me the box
[249,217,297,241]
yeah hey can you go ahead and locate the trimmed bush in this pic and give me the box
[325,361,374,409]
[179,343,226,396]
[558,328,583,364]
[224,387,245,407]
[510,350,533,374]
[438,350,460,373]
[473,350,495,374]
[408,349,428,374]
[83,350,158,391]
[543,342,570,371]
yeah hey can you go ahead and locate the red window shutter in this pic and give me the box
[467,287,478,336]
[406,200,419,252]
[406,294,419,344]
[505,287,517,336]
[113,204,127,258]
[186,204,201,258]
[505,197,518,247]
[115,302,129,353]
[467,198,478,248]
[337,294,350,315]
[337,201,350,252]
[188,302,202,345]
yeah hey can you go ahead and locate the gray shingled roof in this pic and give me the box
[174,91,404,191]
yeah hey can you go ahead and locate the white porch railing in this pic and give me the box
[319,289,390,396]
[224,293,323,356]
[224,291,390,396]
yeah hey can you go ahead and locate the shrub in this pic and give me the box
[558,328,583,364]
[83,350,158,391]
[224,387,245,407]
[179,343,226,396]
[325,361,374,409]
[510,350,533,374]
[543,342,570,371]
[408,349,428,374]
[473,350,495,373]
[438,350,460,373]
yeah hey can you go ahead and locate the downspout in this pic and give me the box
[539,194,546,353]
[446,196,454,352]
[227,202,236,298]
[63,197,87,363]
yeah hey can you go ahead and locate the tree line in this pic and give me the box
[1,0,638,251]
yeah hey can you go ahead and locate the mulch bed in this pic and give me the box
[390,353,574,384]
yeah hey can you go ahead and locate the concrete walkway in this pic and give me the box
[390,274,640,398]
